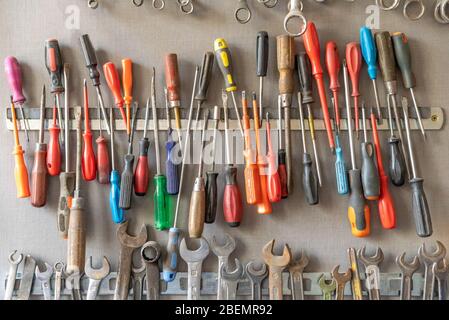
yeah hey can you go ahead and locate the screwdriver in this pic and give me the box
[79,34,111,135]
[194,52,214,124]
[344,60,370,238]
[265,113,281,203]
[361,103,380,200]
[375,31,411,181]
[257,31,269,126]
[331,96,349,195]
[253,93,272,215]
[188,110,209,238]
[10,97,30,198]
[392,32,426,138]
[165,54,184,146]
[109,101,124,224]
[223,90,244,225]
[346,42,363,139]
[164,88,180,195]
[134,96,151,197]
[277,95,288,199]
[45,39,64,145]
[95,81,110,185]
[213,38,244,136]
[297,92,319,205]
[325,41,342,130]
[205,105,220,224]
[82,79,97,182]
[47,95,61,176]
[296,52,323,187]
[277,35,295,192]
[370,108,396,229]
[122,58,133,135]
[103,62,127,129]
[163,66,200,282]
[401,97,432,237]
[242,91,262,205]
[4,56,30,142]
[360,27,383,122]
[303,22,335,151]
[31,86,47,207]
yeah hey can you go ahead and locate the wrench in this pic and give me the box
[221,259,245,300]
[132,262,146,300]
[114,221,148,300]
[288,251,309,300]
[418,240,446,300]
[210,233,236,300]
[396,252,420,300]
[358,246,384,300]
[17,255,36,300]
[85,256,110,300]
[141,241,162,300]
[318,273,336,300]
[4,250,23,300]
[348,248,363,300]
[332,265,352,300]
[35,262,53,300]
[245,261,268,300]
[53,262,65,300]
[179,237,210,300]
[432,259,448,300]
[262,239,292,300]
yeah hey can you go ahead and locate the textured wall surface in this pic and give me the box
[0,0,448,299]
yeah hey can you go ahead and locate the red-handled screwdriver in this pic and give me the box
[325,41,341,130]
[266,113,281,203]
[47,95,61,176]
[103,62,127,130]
[82,79,97,181]
[346,42,363,139]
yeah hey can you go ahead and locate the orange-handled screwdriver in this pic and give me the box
[265,113,281,203]
[103,62,127,129]
[122,58,133,135]
[82,79,97,181]
[47,95,61,176]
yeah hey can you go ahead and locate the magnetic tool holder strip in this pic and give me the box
[4,106,445,132]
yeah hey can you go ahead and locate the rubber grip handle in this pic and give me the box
[303,22,323,76]
[188,178,206,238]
[375,32,397,83]
[257,167,272,215]
[391,32,416,89]
[31,146,47,207]
[410,178,433,238]
[335,137,349,195]
[66,198,86,274]
[214,38,237,92]
[388,137,406,187]
[165,54,181,104]
[13,145,30,198]
[195,52,215,102]
[119,154,135,210]
[134,138,150,196]
[244,163,262,205]
[109,170,124,224]
[47,124,61,176]
[302,153,319,205]
[266,122,281,203]
[278,150,288,199]
[154,174,170,230]
[297,52,314,104]
[348,169,370,237]
[360,27,378,80]
[256,31,269,77]
[103,62,124,108]
[4,56,26,104]
[361,142,380,200]
[96,136,110,184]
[346,42,362,98]
[205,171,219,224]
[82,132,97,181]
[58,172,75,239]
[45,39,64,93]
[165,140,180,195]
[325,42,341,92]
[163,227,180,282]
[79,34,100,86]
[122,58,133,105]
[223,165,243,227]
[276,35,295,95]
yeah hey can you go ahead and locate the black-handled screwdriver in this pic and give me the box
[205,105,220,224]
[387,95,407,187]
[194,52,214,124]
[256,31,269,127]
[361,104,380,200]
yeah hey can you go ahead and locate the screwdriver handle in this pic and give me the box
[257,170,273,215]
[165,54,181,105]
[325,42,341,93]
[360,27,378,80]
[346,42,362,98]
[410,178,432,237]
[79,34,100,86]
[163,227,180,282]
[47,113,61,176]
[109,170,124,224]
[391,32,416,89]
[195,52,215,102]
[103,62,127,125]
[166,140,180,195]
[244,161,261,205]
[66,197,86,274]
[31,144,47,207]
[278,149,288,199]
[297,53,314,104]
[119,154,135,210]
[335,136,349,195]
[205,171,219,224]
[4,56,26,104]
[82,132,97,181]
[361,142,380,200]
[58,172,75,239]
[154,174,170,230]
[13,145,31,198]
[45,39,64,94]
[277,35,295,96]
[266,119,281,203]
[223,165,243,227]
[375,32,398,85]
[388,137,407,187]
[214,38,237,92]
[348,169,371,238]
[302,153,319,205]
[134,138,150,196]
[188,177,206,238]
[122,58,133,105]
[303,22,323,76]
[96,136,110,184]
[256,31,269,77]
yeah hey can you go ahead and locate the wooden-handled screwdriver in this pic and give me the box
[165,54,183,147]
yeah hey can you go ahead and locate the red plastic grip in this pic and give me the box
[325,41,341,92]
[96,136,110,184]
[303,22,323,76]
[345,42,362,98]
[82,132,97,181]
[223,184,243,227]
[47,107,61,176]
[134,156,150,196]
[103,62,127,126]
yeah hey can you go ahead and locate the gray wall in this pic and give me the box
[0,0,448,298]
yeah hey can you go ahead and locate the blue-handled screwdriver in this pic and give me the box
[109,107,124,224]
[164,88,180,195]
[331,96,349,195]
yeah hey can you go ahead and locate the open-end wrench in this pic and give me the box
[179,237,210,300]
[17,255,36,300]
[141,241,162,300]
[318,273,336,300]
[245,261,268,300]
[210,233,236,300]
[85,256,110,300]
[35,262,53,300]
[288,251,309,300]
[53,262,65,300]
[418,241,446,300]
[347,248,363,300]
[5,250,23,300]
[114,221,148,300]
[132,262,146,300]
[432,259,448,300]
[262,239,292,300]
[358,246,384,300]
[332,265,352,300]
[396,252,420,300]
[221,259,245,300]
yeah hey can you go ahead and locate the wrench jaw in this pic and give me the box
[85,256,111,280]
[8,250,23,265]
[418,241,447,301]
[179,238,210,262]
[358,246,384,267]
[246,261,268,279]
[419,241,447,262]
[35,262,54,301]
[221,259,245,281]
[432,258,449,279]
[396,252,420,274]
[262,240,292,300]
[117,221,148,248]
[210,233,236,257]
[141,241,162,263]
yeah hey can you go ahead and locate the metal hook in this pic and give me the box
[403,0,425,20]
[179,0,194,14]
[152,0,165,10]
[133,0,144,7]
[284,0,307,37]
[259,0,278,8]
[88,0,99,9]
[235,0,252,24]
[376,0,401,11]
[434,0,449,23]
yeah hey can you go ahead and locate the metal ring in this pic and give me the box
[283,11,307,37]
[177,0,190,5]
[287,0,304,12]
[434,1,449,23]
[88,0,99,9]
[180,1,194,14]
[376,0,401,11]
[441,0,449,21]
[235,2,252,24]
[133,0,144,6]
[262,0,278,8]
[152,0,165,10]
[403,0,425,20]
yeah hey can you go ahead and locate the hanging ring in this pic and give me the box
[88,0,99,9]
[284,0,307,37]
[376,0,401,11]
[403,0,425,20]
[261,0,279,8]
[133,0,144,6]
[152,0,165,10]
[235,0,252,24]
[180,1,194,14]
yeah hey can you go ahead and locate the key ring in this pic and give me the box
[133,0,144,6]
[152,0,165,10]
[437,0,449,22]
[88,0,99,9]
[179,0,194,14]
[235,0,252,24]
[258,0,278,8]
[375,0,401,11]
[403,0,425,20]
[284,0,307,37]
